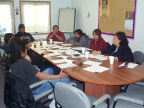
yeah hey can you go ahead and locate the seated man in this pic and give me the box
[15,24,35,43]
[46,25,65,42]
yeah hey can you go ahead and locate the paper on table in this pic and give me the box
[46,44,56,47]
[52,45,63,49]
[83,65,109,73]
[71,47,83,50]
[34,48,42,50]
[48,50,65,53]
[45,53,62,57]
[56,55,69,59]
[61,44,73,46]
[119,62,138,69]
[57,63,77,68]
[83,60,102,66]
[89,54,107,60]
[65,51,81,55]
[52,59,73,63]
[59,47,71,50]
[53,41,64,44]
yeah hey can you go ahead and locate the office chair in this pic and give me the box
[4,72,53,108]
[121,51,144,92]
[110,92,144,108]
[54,82,111,108]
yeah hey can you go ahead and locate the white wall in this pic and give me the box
[0,0,71,42]
[71,0,144,53]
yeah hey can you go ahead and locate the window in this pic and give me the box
[20,1,51,34]
[0,1,14,35]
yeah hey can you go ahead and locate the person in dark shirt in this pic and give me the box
[15,24,35,43]
[3,33,14,54]
[10,38,70,95]
[95,31,134,62]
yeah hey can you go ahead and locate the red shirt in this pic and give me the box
[47,31,65,41]
[89,38,107,51]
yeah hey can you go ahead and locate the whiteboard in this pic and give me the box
[58,8,76,33]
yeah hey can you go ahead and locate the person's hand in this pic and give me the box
[70,40,73,43]
[59,70,68,79]
[27,43,32,50]
[53,30,57,35]
[43,50,48,55]
[93,50,97,55]
[24,55,31,62]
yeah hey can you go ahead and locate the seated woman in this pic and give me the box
[10,38,70,95]
[66,29,89,47]
[95,31,134,62]
[89,29,107,53]
[3,33,14,54]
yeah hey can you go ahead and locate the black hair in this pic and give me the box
[74,29,89,42]
[4,33,14,44]
[93,29,101,38]
[115,31,129,45]
[53,25,59,30]
[10,37,26,63]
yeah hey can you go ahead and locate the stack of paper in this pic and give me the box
[57,63,77,68]
[83,65,109,73]
[65,50,81,55]
[52,59,73,63]
[89,54,107,60]
[119,62,138,69]
[61,44,73,46]
[59,47,71,50]
[45,53,62,57]
[83,60,102,66]
[53,41,64,44]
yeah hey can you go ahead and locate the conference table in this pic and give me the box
[32,41,144,98]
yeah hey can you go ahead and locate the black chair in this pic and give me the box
[4,72,53,108]
[106,42,111,49]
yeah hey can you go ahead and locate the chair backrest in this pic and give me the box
[106,42,111,49]
[133,51,144,65]
[54,82,91,108]
[4,73,37,108]
[2,53,9,76]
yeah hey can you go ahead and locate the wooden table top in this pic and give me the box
[32,42,144,86]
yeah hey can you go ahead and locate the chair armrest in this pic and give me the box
[29,79,51,89]
[134,82,144,86]
[93,94,111,106]
[114,95,144,106]
[68,82,77,87]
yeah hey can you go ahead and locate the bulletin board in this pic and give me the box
[98,0,137,39]
[58,8,76,33]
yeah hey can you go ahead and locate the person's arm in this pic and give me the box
[97,39,107,51]
[101,44,116,55]
[72,36,86,46]
[117,47,133,62]
[55,33,65,42]
[67,37,74,43]
[46,32,54,41]
[28,33,35,42]
[36,70,68,80]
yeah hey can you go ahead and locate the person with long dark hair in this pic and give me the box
[89,29,107,53]
[95,31,134,62]
[3,33,14,54]
[66,29,89,47]
[10,38,70,96]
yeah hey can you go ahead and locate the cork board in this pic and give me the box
[98,0,136,39]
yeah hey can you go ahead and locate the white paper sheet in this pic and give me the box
[45,53,62,57]
[83,65,109,73]
[51,45,63,49]
[52,59,73,63]
[89,54,107,60]
[46,44,56,47]
[125,20,133,30]
[53,41,64,44]
[59,47,71,50]
[119,62,138,69]
[61,44,73,46]
[57,63,77,68]
[65,51,81,55]
[83,60,102,66]
[56,55,70,59]
[48,50,65,53]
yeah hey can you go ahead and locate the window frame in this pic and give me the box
[19,1,51,35]
[0,0,16,37]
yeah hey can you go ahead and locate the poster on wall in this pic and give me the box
[100,0,110,18]
[125,11,134,30]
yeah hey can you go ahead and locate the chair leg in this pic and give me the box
[113,101,117,108]
[107,98,110,108]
